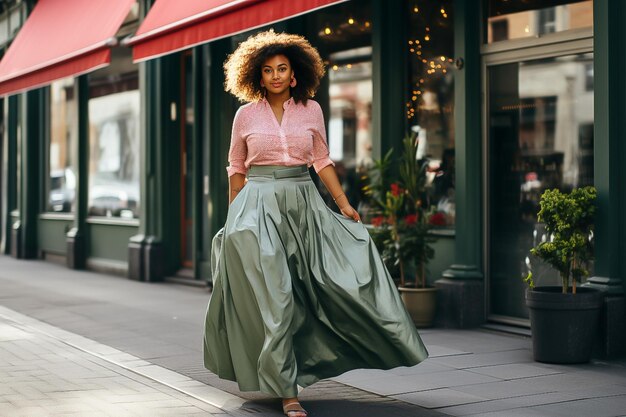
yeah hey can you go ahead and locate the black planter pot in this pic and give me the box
[526,286,603,364]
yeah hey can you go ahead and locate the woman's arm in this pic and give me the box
[229,173,246,204]
[317,165,361,222]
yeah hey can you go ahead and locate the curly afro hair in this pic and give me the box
[224,30,325,104]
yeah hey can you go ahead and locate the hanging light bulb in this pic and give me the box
[325,27,332,35]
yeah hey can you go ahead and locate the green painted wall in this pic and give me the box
[88,222,139,262]
[38,218,72,255]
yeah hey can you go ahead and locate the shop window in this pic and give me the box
[406,0,455,227]
[87,46,140,219]
[309,0,372,212]
[486,0,593,44]
[47,77,77,213]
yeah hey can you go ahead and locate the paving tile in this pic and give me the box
[530,397,626,417]
[439,391,581,416]
[341,369,502,396]
[452,379,553,400]
[464,363,562,380]
[426,345,471,357]
[468,408,559,417]
[387,361,458,376]
[391,388,488,408]
[429,349,533,370]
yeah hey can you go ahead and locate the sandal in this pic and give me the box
[283,400,308,417]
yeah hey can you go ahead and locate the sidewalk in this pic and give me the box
[1,255,625,416]
[0,310,226,417]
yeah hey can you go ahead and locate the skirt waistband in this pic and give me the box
[247,165,309,179]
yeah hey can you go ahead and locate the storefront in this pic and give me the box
[0,0,623,356]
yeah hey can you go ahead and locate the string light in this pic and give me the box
[324,27,331,35]
[348,17,354,24]
[404,2,454,119]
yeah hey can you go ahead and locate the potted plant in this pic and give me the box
[364,135,437,327]
[524,186,603,363]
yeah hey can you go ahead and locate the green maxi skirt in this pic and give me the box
[203,165,428,398]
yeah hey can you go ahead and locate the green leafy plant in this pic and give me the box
[364,134,435,288]
[525,186,596,294]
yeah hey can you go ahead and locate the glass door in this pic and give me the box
[486,52,594,322]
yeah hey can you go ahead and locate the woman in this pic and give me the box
[204,30,428,417]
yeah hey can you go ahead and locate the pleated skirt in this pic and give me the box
[203,165,428,398]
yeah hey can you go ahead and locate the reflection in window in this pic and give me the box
[88,47,140,219]
[48,77,77,213]
[406,0,455,227]
[488,53,594,319]
[486,0,593,43]
[311,0,372,212]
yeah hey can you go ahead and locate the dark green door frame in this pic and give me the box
[16,88,43,259]
[587,0,626,296]
[585,0,626,358]
[371,0,406,161]
[3,95,18,255]
[434,0,484,328]
[66,75,89,269]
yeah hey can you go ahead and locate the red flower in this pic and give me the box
[371,216,386,227]
[429,212,447,226]
[390,183,402,196]
[404,214,418,226]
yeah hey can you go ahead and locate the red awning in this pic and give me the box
[0,0,136,96]
[127,0,346,62]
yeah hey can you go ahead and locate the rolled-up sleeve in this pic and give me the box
[310,102,335,173]
[226,108,248,177]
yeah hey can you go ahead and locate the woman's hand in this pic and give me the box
[340,204,361,222]
[334,194,361,222]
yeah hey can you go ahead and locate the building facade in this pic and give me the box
[0,0,623,357]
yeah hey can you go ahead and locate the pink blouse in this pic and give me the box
[226,97,335,177]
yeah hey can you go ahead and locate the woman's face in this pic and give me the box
[261,54,293,96]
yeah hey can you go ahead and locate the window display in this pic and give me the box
[87,47,140,219]
[47,77,77,213]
